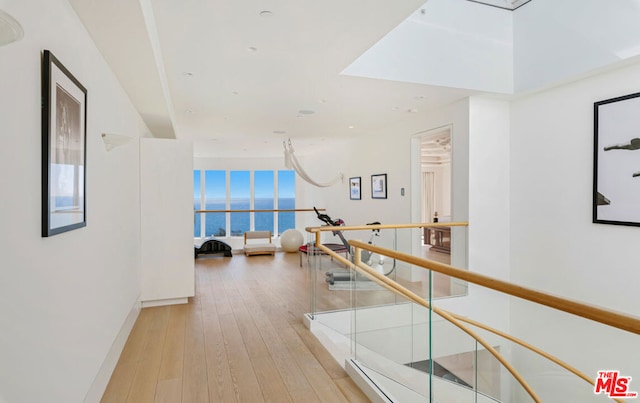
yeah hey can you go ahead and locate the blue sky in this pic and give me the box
[195,170,295,199]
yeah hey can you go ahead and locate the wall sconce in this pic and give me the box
[101,133,133,151]
[0,10,24,47]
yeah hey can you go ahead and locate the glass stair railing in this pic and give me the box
[303,222,639,403]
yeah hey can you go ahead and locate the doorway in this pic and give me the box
[411,125,466,298]
[420,128,451,227]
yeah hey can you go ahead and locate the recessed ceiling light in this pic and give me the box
[407,109,418,113]
[232,91,239,95]
[319,99,327,104]
[248,46,257,52]
[392,106,400,110]
[415,95,425,100]
[259,10,273,17]
[273,130,286,134]
[183,72,194,77]
[348,125,355,129]
[185,109,194,114]
[298,109,315,115]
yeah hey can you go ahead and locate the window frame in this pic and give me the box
[194,169,295,238]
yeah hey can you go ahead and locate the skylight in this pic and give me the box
[465,0,532,11]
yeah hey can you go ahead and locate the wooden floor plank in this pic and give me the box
[157,304,186,381]
[334,377,371,403]
[101,307,155,403]
[235,280,321,402]
[126,307,170,403]
[182,302,209,402]
[154,378,182,403]
[218,312,265,402]
[278,325,351,402]
[251,355,294,403]
[102,252,370,403]
[100,361,138,403]
[291,322,349,380]
[199,266,238,403]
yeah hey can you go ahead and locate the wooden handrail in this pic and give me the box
[446,313,624,403]
[313,243,626,403]
[306,226,631,402]
[316,242,541,402]
[348,239,640,335]
[195,208,326,213]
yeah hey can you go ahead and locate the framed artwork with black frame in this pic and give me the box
[371,173,387,199]
[593,91,640,227]
[42,50,87,236]
[349,176,361,200]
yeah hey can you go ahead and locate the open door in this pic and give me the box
[411,126,466,298]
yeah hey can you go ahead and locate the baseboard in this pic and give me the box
[141,297,189,308]
[302,313,312,329]
[83,297,141,403]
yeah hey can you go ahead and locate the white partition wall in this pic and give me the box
[140,138,195,305]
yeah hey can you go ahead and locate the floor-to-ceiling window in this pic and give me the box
[194,169,295,238]
[205,170,226,236]
[193,170,201,237]
[278,170,295,235]
[230,170,250,236]
[255,170,275,232]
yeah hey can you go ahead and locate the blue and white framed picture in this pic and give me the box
[42,50,87,236]
[349,176,361,200]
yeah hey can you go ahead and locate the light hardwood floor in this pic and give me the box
[101,252,370,403]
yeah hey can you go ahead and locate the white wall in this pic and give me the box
[468,97,511,282]
[330,99,471,231]
[514,0,640,92]
[510,60,640,397]
[318,97,512,333]
[141,138,194,305]
[462,96,512,337]
[0,0,146,402]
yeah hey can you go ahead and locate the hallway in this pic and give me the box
[101,252,369,402]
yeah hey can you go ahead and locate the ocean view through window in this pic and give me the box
[194,169,295,238]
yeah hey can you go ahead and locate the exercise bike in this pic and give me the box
[313,207,396,284]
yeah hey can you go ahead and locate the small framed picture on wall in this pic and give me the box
[371,173,387,199]
[349,177,361,200]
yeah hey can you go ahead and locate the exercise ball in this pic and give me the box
[280,229,304,252]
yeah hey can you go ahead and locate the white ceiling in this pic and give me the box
[421,129,451,165]
[69,0,487,158]
[67,0,640,159]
